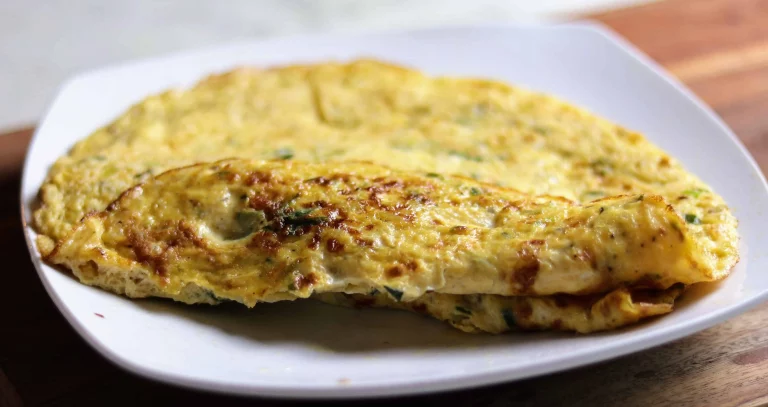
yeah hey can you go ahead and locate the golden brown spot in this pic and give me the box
[407,192,433,205]
[528,239,545,245]
[125,228,166,276]
[566,217,586,228]
[294,272,318,290]
[513,246,539,293]
[450,226,468,234]
[226,172,241,183]
[246,170,272,185]
[386,265,404,278]
[326,238,345,253]
[659,157,670,167]
[248,231,281,254]
[248,194,282,215]
[354,237,373,247]
[308,233,320,250]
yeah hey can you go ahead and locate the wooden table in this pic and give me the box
[2,0,768,405]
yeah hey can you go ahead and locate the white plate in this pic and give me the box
[21,22,768,398]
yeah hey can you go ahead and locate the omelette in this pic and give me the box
[35,60,739,333]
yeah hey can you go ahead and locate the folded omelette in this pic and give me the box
[35,60,739,333]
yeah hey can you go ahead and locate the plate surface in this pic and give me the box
[21,22,768,398]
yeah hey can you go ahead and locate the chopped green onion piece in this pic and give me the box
[685,214,701,225]
[384,286,404,301]
[275,147,294,160]
[682,188,708,198]
[455,306,472,315]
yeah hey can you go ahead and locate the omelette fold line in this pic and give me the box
[48,160,711,309]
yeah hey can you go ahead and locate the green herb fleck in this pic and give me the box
[281,208,327,234]
[217,170,231,179]
[384,286,403,301]
[532,125,549,135]
[682,188,708,198]
[93,155,106,161]
[583,190,605,199]
[275,147,294,160]
[449,150,483,162]
[502,309,516,328]
[425,172,442,178]
[685,214,701,225]
[287,282,297,291]
[455,306,472,315]
[204,289,221,303]
[590,158,612,176]
[102,165,117,177]
[289,208,314,219]
[469,187,482,196]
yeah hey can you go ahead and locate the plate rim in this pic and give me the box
[19,20,768,399]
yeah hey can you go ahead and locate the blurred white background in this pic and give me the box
[0,0,651,130]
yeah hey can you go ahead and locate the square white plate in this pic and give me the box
[21,22,768,398]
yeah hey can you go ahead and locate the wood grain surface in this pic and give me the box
[2,0,768,405]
